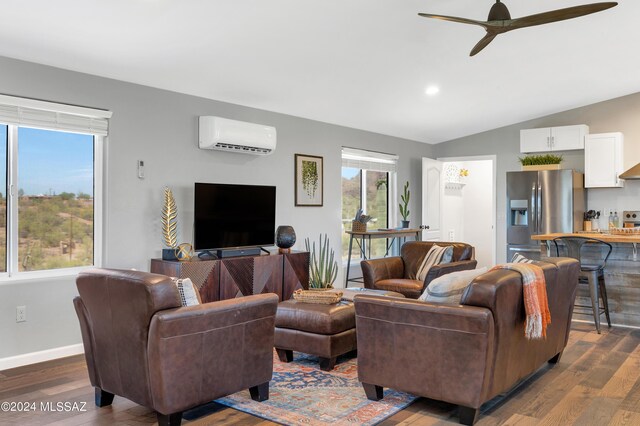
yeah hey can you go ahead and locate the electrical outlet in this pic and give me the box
[448,230,455,241]
[16,305,26,322]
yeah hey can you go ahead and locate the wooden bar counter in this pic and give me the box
[532,232,640,244]
[532,232,640,328]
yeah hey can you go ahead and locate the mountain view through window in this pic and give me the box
[14,127,94,272]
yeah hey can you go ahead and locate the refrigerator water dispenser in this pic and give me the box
[510,200,528,226]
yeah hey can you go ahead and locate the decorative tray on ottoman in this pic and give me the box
[292,289,343,304]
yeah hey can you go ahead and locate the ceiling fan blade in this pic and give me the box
[507,2,617,30]
[418,13,488,30]
[469,33,498,56]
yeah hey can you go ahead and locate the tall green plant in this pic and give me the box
[304,234,338,288]
[399,181,410,221]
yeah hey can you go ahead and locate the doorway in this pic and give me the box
[422,155,496,268]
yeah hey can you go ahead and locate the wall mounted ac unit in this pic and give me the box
[198,116,277,155]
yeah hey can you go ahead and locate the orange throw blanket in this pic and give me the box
[490,263,551,340]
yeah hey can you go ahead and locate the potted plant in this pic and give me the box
[399,181,410,228]
[304,234,338,289]
[519,154,563,171]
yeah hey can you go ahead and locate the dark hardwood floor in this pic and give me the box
[1,321,639,425]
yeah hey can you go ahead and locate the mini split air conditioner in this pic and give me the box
[198,116,277,155]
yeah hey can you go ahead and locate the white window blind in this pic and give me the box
[341,147,398,173]
[0,94,112,136]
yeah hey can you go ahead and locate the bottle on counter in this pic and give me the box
[614,211,620,228]
[609,211,614,230]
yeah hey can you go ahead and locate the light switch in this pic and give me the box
[137,160,145,179]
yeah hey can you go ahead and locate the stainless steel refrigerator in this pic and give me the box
[506,170,585,261]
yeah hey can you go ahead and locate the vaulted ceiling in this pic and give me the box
[1,0,638,144]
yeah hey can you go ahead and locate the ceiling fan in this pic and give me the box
[418,1,618,56]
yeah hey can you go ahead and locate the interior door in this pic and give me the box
[422,157,443,241]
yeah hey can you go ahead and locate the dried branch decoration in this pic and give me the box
[162,187,178,249]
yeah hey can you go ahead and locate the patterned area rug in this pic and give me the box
[215,351,417,425]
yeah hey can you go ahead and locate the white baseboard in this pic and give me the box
[0,344,84,371]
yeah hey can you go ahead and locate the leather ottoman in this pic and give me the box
[275,289,404,370]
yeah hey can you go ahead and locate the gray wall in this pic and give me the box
[0,56,432,359]
[5,52,639,361]
[434,91,640,264]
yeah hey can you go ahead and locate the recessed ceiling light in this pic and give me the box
[425,86,440,96]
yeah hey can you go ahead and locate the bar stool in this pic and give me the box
[552,236,612,333]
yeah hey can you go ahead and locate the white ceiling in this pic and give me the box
[0,0,638,144]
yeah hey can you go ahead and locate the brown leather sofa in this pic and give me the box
[354,257,579,425]
[361,241,477,298]
[73,268,278,426]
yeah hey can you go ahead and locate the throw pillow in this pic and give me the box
[416,245,454,282]
[511,253,534,263]
[173,278,202,306]
[440,245,454,264]
[418,267,488,304]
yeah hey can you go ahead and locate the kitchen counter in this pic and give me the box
[529,233,640,328]
[532,232,640,244]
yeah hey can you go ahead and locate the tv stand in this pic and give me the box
[151,251,310,302]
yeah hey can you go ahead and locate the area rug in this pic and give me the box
[215,351,417,425]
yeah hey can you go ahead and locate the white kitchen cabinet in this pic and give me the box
[520,124,589,153]
[585,132,624,188]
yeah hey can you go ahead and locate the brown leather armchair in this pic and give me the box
[355,257,579,425]
[73,268,278,426]
[361,241,477,298]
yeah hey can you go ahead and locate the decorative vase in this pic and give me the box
[162,248,178,261]
[276,225,296,253]
[401,220,410,228]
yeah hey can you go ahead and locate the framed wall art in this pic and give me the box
[295,154,323,206]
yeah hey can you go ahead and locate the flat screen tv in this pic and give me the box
[193,182,276,252]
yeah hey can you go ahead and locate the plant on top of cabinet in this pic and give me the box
[519,154,563,165]
[519,154,563,171]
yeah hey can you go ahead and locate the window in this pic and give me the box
[0,95,110,277]
[0,125,7,272]
[341,148,398,262]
